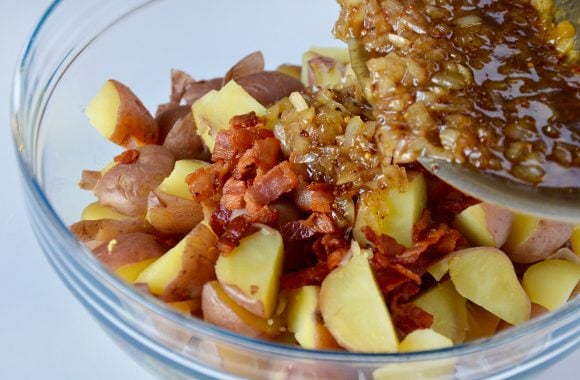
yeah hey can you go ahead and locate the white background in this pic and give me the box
[0,1,576,379]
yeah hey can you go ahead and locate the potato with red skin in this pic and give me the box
[223,51,265,84]
[162,111,211,161]
[502,213,573,263]
[94,145,175,216]
[454,202,513,247]
[86,79,158,147]
[70,217,155,245]
[136,222,219,302]
[155,105,191,143]
[146,191,204,235]
[201,281,284,339]
[92,233,167,283]
[237,71,304,107]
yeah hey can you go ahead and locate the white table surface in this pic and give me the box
[0,1,577,379]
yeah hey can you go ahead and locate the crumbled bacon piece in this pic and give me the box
[186,167,215,202]
[114,149,140,164]
[251,205,280,227]
[217,214,254,255]
[230,111,264,129]
[235,137,281,179]
[326,247,348,270]
[221,178,247,210]
[281,213,337,243]
[246,161,298,205]
[390,301,433,336]
[209,204,231,236]
[212,128,256,162]
[294,181,334,213]
[281,262,331,289]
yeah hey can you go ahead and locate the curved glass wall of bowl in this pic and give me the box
[10,0,580,379]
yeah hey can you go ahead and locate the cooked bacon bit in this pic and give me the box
[212,129,256,162]
[235,137,281,179]
[221,178,247,210]
[281,213,337,243]
[294,181,334,213]
[281,263,330,289]
[246,161,298,205]
[217,214,254,255]
[79,170,101,190]
[374,269,411,295]
[425,174,479,224]
[326,248,348,270]
[186,167,215,202]
[209,204,231,236]
[363,226,406,258]
[114,149,140,164]
[251,205,280,227]
[281,220,318,242]
[390,301,433,336]
[313,233,350,262]
[230,111,264,130]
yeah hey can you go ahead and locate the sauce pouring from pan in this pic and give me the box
[344,0,580,223]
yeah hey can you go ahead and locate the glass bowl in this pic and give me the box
[11,1,579,379]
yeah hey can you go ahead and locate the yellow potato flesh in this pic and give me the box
[287,286,336,349]
[455,204,495,247]
[319,250,399,353]
[136,236,187,296]
[571,225,580,255]
[398,329,453,352]
[449,247,531,325]
[426,252,457,281]
[81,202,127,221]
[192,81,266,152]
[115,258,157,284]
[523,259,580,311]
[502,213,538,252]
[156,159,209,200]
[85,80,120,140]
[373,329,454,380]
[215,225,284,319]
[166,300,198,315]
[412,280,468,344]
[354,173,427,248]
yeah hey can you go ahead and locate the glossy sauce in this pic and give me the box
[335,0,580,187]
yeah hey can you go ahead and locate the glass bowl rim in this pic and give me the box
[10,0,580,364]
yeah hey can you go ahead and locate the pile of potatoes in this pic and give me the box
[71,49,580,364]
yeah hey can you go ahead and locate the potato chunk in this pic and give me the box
[320,245,398,353]
[465,303,500,341]
[286,286,339,350]
[156,159,209,200]
[454,203,513,247]
[502,213,572,263]
[81,202,127,221]
[136,222,219,301]
[201,281,283,338]
[354,173,427,248]
[193,80,266,152]
[92,233,166,283]
[449,247,530,325]
[215,225,284,319]
[412,280,468,344]
[373,329,454,380]
[85,79,158,147]
[522,259,580,311]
